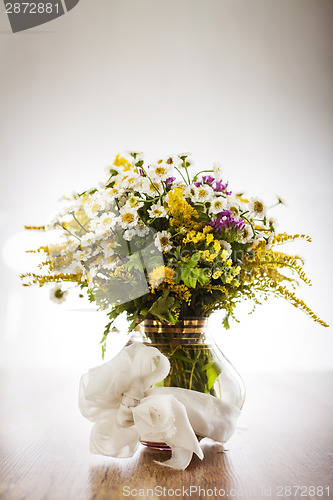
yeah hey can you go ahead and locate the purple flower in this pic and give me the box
[214,180,229,192]
[165,177,176,189]
[194,182,202,187]
[202,175,215,185]
[208,210,245,233]
[139,168,145,176]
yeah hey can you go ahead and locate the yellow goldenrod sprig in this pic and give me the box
[24,225,46,231]
[20,272,83,287]
[275,285,329,327]
[273,233,312,245]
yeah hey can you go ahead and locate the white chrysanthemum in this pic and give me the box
[213,161,223,181]
[89,212,116,233]
[136,224,150,237]
[219,240,232,256]
[123,229,137,241]
[119,205,139,229]
[209,197,227,214]
[184,185,198,200]
[266,216,277,231]
[150,162,173,182]
[162,154,183,169]
[126,195,144,209]
[194,185,214,204]
[101,187,123,202]
[238,224,253,243]
[50,285,68,304]
[148,203,167,218]
[140,177,163,197]
[248,198,266,219]
[84,193,110,219]
[154,230,173,253]
[226,198,242,219]
[80,231,104,247]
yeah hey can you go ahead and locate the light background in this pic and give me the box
[0,0,332,372]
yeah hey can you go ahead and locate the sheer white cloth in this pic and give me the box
[79,342,240,470]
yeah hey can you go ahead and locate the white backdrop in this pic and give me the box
[0,0,332,371]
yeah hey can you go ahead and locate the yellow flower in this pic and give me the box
[206,234,214,245]
[212,270,223,279]
[213,240,221,253]
[113,154,134,171]
[168,188,199,228]
[149,266,175,288]
[221,250,229,261]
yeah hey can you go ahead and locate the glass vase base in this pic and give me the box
[140,441,171,451]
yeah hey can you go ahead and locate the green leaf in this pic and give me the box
[206,363,221,391]
[148,290,175,323]
[222,314,230,330]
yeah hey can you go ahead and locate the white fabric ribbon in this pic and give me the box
[79,342,240,470]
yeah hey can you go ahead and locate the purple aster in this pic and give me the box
[214,180,229,192]
[202,175,215,185]
[165,176,176,189]
[208,210,245,232]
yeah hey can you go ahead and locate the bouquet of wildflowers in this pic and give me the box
[22,152,328,359]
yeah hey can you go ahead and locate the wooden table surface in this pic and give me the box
[0,368,332,500]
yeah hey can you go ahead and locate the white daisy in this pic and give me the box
[140,177,163,197]
[194,185,214,204]
[89,212,116,233]
[113,171,141,191]
[50,285,68,304]
[154,230,173,253]
[80,231,104,247]
[148,203,167,218]
[238,224,253,244]
[127,195,144,209]
[150,162,173,182]
[100,239,117,258]
[136,224,150,237]
[248,198,266,219]
[209,197,227,214]
[163,154,183,169]
[84,193,109,219]
[213,161,223,181]
[119,205,139,229]
[123,228,137,241]
[184,185,198,200]
[226,198,242,219]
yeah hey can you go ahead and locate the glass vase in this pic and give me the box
[127,316,246,449]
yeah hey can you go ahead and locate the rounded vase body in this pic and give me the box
[127,317,245,448]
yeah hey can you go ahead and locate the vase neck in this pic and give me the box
[138,317,209,342]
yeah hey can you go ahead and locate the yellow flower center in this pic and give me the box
[155,167,166,176]
[160,236,169,246]
[253,201,264,213]
[122,213,135,224]
[91,203,100,213]
[102,217,112,225]
[198,189,207,199]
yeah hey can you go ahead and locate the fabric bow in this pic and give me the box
[79,342,240,470]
